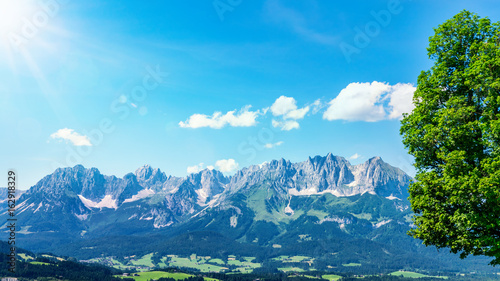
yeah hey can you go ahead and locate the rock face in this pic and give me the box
[349,156,411,198]
[187,169,229,204]
[228,153,410,198]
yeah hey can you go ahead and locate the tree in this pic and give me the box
[400,10,500,264]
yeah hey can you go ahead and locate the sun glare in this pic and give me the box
[0,0,36,37]
[0,0,68,105]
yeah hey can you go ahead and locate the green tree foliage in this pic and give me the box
[401,10,500,264]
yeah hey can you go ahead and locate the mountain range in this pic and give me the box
[1,153,496,273]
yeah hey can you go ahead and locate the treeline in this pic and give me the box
[205,272,332,281]
[342,276,500,281]
[198,272,500,281]
[0,254,122,281]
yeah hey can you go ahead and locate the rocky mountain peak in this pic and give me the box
[351,156,411,199]
[307,154,350,170]
[187,169,229,203]
[27,165,106,199]
[135,165,167,187]
[366,156,382,164]
[268,158,290,168]
[135,165,153,178]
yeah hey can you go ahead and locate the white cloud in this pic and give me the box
[323,81,415,122]
[179,105,260,129]
[272,120,281,128]
[285,106,309,120]
[270,96,309,130]
[270,96,297,116]
[323,82,389,122]
[349,153,361,160]
[388,83,416,119]
[215,159,239,173]
[270,96,310,120]
[187,161,234,174]
[272,120,300,131]
[50,128,92,146]
[187,163,205,174]
[282,120,300,131]
[179,82,415,132]
[264,141,284,149]
[311,99,324,114]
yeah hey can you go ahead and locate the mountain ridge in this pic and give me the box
[4,153,463,273]
[3,154,413,245]
[18,154,411,212]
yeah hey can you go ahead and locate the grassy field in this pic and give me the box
[90,253,262,273]
[307,210,329,220]
[321,274,342,281]
[208,258,225,265]
[18,253,34,261]
[341,263,361,267]
[278,267,305,272]
[246,188,277,222]
[350,212,372,221]
[288,256,312,262]
[389,271,448,279]
[115,271,195,281]
[112,257,137,270]
[245,187,305,223]
[30,261,51,265]
[273,255,289,261]
[42,254,65,261]
[130,253,155,267]
[166,256,228,272]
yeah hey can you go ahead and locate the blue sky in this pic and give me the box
[1,0,499,189]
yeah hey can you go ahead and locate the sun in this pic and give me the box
[0,0,36,38]
[0,0,67,65]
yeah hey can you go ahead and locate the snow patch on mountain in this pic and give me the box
[154,220,173,228]
[284,197,294,215]
[18,202,35,215]
[318,216,352,226]
[374,219,392,228]
[34,202,43,213]
[195,188,209,205]
[78,194,117,209]
[230,215,238,227]
[386,195,400,200]
[289,187,370,197]
[123,189,155,203]
[289,187,318,196]
[140,215,153,220]
[75,214,89,221]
